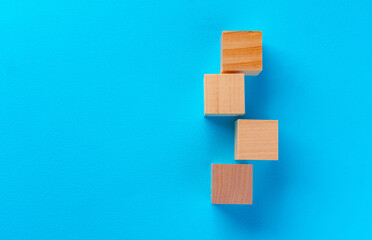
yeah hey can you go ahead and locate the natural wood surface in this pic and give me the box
[221,31,262,76]
[212,164,253,204]
[235,119,278,160]
[204,74,245,116]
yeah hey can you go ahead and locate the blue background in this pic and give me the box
[0,0,371,239]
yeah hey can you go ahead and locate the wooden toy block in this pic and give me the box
[235,119,278,160]
[212,164,253,204]
[221,31,262,76]
[204,74,245,116]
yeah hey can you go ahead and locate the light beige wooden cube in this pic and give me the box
[235,119,278,160]
[221,31,262,76]
[204,74,245,116]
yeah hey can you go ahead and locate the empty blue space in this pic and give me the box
[0,0,371,239]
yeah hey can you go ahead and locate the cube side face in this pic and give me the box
[204,75,218,115]
[204,74,245,116]
[235,119,278,160]
[212,164,253,204]
[221,31,262,76]
[234,120,239,158]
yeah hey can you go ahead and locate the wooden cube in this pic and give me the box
[204,74,245,116]
[221,31,262,76]
[235,119,278,160]
[212,164,253,204]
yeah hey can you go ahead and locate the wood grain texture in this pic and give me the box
[221,31,262,76]
[235,119,278,160]
[204,74,245,116]
[212,164,253,204]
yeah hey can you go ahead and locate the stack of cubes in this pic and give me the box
[205,31,279,204]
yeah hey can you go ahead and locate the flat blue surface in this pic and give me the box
[0,0,371,239]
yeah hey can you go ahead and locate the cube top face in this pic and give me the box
[212,164,253,204]
[204,74,245,116]
[235,119,278,160]
[221,31,262,76]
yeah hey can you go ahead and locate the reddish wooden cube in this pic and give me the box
[212,164,253,204]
